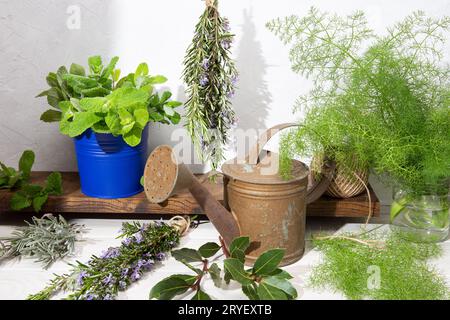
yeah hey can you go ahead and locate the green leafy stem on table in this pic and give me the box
[37,56,182,147]
[0,150,63,212]
[150,236,298,300]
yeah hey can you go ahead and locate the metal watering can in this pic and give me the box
[143,123,335,266]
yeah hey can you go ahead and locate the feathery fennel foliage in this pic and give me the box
[183,0,238,170]
[267,8,450,195]
[310,231,449,300]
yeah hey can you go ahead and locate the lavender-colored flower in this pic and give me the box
[223,18,231,32]
[201,58,210,70]
[231,75,239,85]
[142,259,154,271]
[85,293,96,300]
[102,273,114,286]
[119,281,127,290]
[121,268,129,278]
[199,74,209,87]
[76,271,88,287]
[100,247,120,259]
[221,39,232,50]
[134,233,143,244]
[156,252,166,261]
[122,237,132,246]
[139,223,149,232]
[103,294,113,300]
[154,219,164,228]
[131,271,141,282]
[227,89,236,99]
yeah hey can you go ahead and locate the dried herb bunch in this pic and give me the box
[183,0,238,169]
[0,214,85,268]
[267,8,450,195]
[150,236,297,300]
[310,230,449,300]
[28,220,180,300]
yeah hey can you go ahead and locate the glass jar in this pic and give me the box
[390,189,449,243]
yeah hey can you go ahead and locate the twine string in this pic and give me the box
[353,172,372,226]
[169,216,191,236]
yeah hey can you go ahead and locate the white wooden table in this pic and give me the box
[0,219,449,300]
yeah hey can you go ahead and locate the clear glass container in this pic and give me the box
[390,189,449,243]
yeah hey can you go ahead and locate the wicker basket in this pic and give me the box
[310,155,369,199]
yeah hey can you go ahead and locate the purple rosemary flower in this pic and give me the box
[201,58,210,70]
[76,271,88,287]
[100,247,120,259]
[85,293,96,300]
[134,233,143,244]
[231,74,239,85]
[119,281,127,290]
[142,259,154,271]
[223,18,231,32]
[103,294,113,300]
[154,219,164,228]
[221,39,232,50]
[227,89,236,99]
[156,252,166,261]
[122,237,132,246]
[121,268,129,278]
[139,223,149,232]
[131,271,141,282]
[199,74,209,87]
[102,273,114,286]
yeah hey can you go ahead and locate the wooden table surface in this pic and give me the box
[0,172,380,217]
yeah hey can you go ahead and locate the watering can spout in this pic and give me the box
[143,145,240,246]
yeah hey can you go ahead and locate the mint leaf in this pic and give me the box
[10,192,32,211]
[134,108,149,128]
[33,194,49,212]
[198,242,221,258]
[252,249,285,276]
[69,63,86,76]
[18,150,35,181]
[123,126,143,147]
[44,172,63,195]
[40,110,62,122]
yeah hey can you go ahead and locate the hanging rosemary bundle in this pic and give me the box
[0,214,85,268]
[28,219,187,300]
[183,0,238,169]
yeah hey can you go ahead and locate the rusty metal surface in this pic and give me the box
[143,145,240,246]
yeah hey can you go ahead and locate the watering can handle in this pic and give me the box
[245,123,336,204]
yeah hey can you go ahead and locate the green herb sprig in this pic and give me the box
[0,150,63,212]
[267,8,450,195]
[309,231,449,300]
[28,220,180,300]
[183,0,238,170]
[0,214,85,268]
[38,56,182,147]
[150,236,297,300]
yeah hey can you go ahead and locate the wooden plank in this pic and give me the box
[0,172,379,217]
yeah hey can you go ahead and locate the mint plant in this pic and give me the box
[1,150,63,212]
[150,236,298,300]
[38,56,182,147]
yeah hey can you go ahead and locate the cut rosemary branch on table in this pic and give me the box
[0,214,85,268]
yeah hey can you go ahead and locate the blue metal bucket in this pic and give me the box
[73,127,148,199]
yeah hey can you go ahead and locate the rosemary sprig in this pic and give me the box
[0,214,85,268]
[28,220,180,300]
[183,0,238,170]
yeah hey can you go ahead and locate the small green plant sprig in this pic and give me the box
[267,8,450,195]
[183,0,238,170]
[28,220,180,300]
[309,231,449,300]
[150,236,297,300]
[0,150,63,212]
[38,56,182,147]
[0,214,85,268]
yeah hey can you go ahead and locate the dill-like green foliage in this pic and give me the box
[310,232,449,300]
[267,8,450,195]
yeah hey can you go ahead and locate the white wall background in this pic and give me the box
[1,0,449,205]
